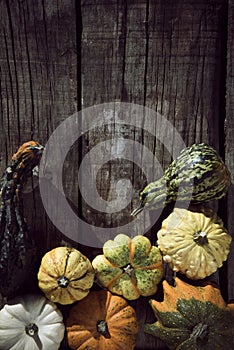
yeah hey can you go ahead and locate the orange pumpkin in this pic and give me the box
[66,290,139,350]
[144,277,234,349]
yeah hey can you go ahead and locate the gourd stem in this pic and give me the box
[96,320,111,338]
[193,231,208,246]
[57,275,70,288]
[192,322,208,341]
[123,264,134,276]
[25,323,39,336]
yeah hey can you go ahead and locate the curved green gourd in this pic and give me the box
[132,143,231,215]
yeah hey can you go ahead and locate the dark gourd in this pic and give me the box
[132,143,231,215]
[0,141,43,297]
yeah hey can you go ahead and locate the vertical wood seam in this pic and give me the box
[3,31,13,147]
[219,1,228,159]
[143,0,149,107]
[23,2,35,140]
[5,0,21,143]
[41,0,50,79]
[76,0,83,223]
[76,0,82,113]
[120,0,127,101]
[0,66,6,163]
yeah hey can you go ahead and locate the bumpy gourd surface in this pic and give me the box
[92,234,163,300]
[38,247,95,304]
[144,278,234,350]
[0,141,43,297]
[132,143,231,215]
[157,207,232,279]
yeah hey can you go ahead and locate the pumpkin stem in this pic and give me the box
[96,320,111,338]
[57,275,70,288]
[123,264,134,276]
[193,231,208,246]
[192,322,208,341]
[25,323,39,336]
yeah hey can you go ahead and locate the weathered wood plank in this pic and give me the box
[0,3,78,349]
[0,0,77,279]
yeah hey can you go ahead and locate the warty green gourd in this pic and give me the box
[0,141,43,298]
[131,143,231,216]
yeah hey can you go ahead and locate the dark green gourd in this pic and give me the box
[0,141,43,297]
[131,143,231,216]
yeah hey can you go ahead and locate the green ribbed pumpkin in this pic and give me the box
[92,234,163,300]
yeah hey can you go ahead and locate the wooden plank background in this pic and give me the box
[0,0,233,349]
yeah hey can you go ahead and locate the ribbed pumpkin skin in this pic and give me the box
[0,294,65,350]
[38,247,95,305]
[144,278,234,350]
[66,290,139,350]
[92,234,163,300]
[157,207,232,280]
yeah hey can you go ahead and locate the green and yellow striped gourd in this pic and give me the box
[132,143,231,216]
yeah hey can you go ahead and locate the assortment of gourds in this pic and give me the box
[0,142,234,350]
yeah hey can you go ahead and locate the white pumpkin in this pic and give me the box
[0,294,65,350]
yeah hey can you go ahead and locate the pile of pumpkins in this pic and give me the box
[0,142,234,350]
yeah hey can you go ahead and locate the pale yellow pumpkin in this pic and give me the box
[157,207,232,279]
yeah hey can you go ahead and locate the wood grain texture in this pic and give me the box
[0,0,232,349]
[0,0,78,261]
